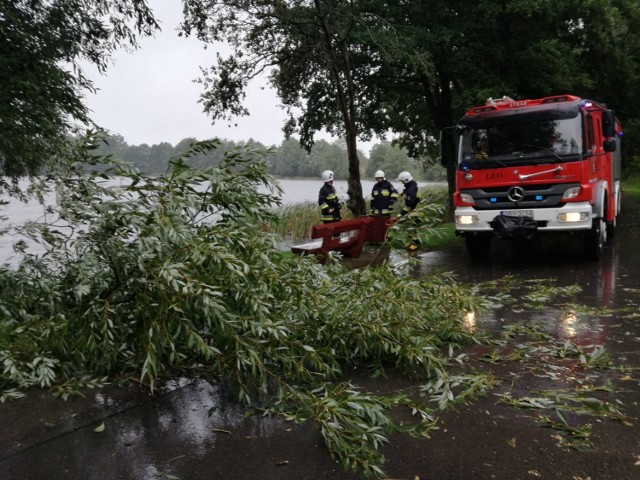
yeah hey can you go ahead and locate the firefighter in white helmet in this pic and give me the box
[396,171,421,252]
[318,170,341,223]
[396,171,420,216]
[370,170,398,216]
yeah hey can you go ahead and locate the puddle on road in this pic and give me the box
[0,377,296,480]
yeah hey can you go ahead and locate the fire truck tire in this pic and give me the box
[584,216,606,260]
[607,194,620,239]
[606,216,617,239]
[465,233,492,259]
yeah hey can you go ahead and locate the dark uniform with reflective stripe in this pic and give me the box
[400,179,421,251]
[370,180,399,216]
[319,183,341,223]
[400,179,420,216]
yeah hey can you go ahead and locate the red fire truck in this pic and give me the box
[452,94,622,260]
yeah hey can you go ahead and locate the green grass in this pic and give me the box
[622,175,640,196]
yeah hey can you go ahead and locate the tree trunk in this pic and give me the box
[434,74,457,216]
[345,129,366,216]
[315,0,366,216]
[443,138,456,218]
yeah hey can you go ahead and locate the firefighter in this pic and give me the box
[474,131,489,160]
[396,171,421,252]
[397,171,420,216]
[370,170,399,216]
[318,170,341,223]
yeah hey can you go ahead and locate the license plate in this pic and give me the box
[501,210,533,218]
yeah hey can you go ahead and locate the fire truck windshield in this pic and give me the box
[459,115,582,167]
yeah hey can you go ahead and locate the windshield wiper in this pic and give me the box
[511,143,564,162]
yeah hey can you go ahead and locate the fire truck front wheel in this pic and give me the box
[607,193,621,239]
[465,233,492,260]
[606,216,617,239]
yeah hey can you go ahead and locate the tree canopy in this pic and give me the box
[6,0,640,184]
[182,0,395,214]
[0,0,158,178]
[90,134,438,180]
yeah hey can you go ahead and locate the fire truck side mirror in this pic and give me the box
[602,110,616,138]
[603,140,617,152]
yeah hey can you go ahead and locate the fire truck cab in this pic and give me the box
[452,94,622,260]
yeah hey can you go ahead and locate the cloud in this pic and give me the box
[82,0,377,154]
[83,1,287,147]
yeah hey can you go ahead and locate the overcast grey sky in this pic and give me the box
[83,1,289,148]
[83,1,381,154]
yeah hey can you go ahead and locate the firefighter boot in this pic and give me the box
[405,241,418,252]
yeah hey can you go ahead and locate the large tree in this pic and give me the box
[181,0,391,215]
[0,0,158,179]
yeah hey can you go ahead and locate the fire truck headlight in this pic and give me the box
[459,193,475,204]
[456,215,478,225]
[562,187,581,200]
[558,212,589,222]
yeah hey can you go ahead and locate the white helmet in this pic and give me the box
[397,171,413,184]
[321,170,334,182]
[374,170,385,180]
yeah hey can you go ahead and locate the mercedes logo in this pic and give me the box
[508,186,525,202]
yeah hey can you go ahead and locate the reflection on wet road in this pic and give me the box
[418,195,639,351]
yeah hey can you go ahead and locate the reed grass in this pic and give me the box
[263,185,458,247]
[264,202,322,240]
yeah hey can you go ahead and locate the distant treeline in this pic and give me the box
[91,134,446,181]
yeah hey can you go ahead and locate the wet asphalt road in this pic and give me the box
[1,195,639,480]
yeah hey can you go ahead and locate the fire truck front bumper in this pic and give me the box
[454,202,594,234]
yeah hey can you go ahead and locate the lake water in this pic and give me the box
[0,178,444,265]
[270,178,443,204]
